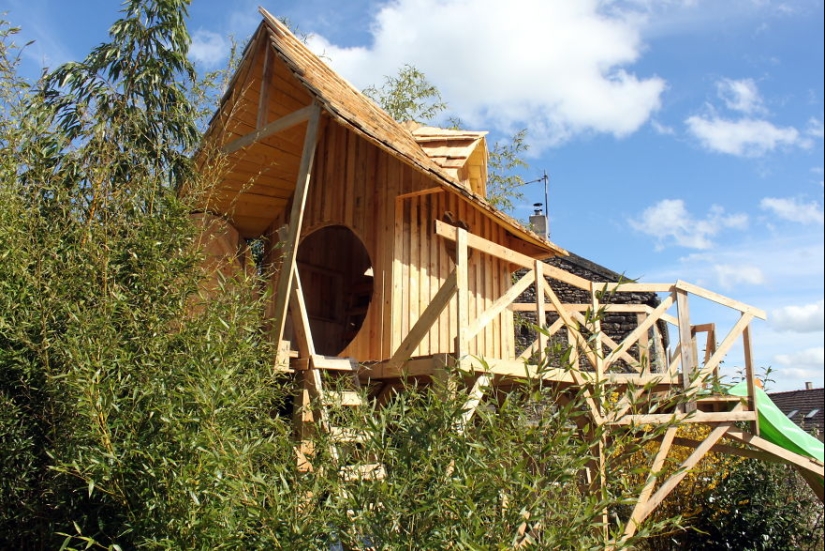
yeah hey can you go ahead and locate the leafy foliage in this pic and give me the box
[364,63,447,123]
[6,5,816,549]
[365,65,530,214]
[486,129,529,212]
[638,435,824,551]
[0,6,291,548]
[684,459,823,551]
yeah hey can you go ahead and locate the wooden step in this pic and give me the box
[323,391,365,407]
[339,463,386,481]
[330,427,368,443]
[292,355,359,371]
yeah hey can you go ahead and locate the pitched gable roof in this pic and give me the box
[200,8,565,257]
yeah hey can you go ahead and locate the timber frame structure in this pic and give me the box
[192,8,825,546]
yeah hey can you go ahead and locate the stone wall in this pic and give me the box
[514,251,669,373]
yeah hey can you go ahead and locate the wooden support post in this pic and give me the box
[597,434,609,545]
[621,426,677,541]
[535,260,547,358]
[742,325,760,436]
[676,288,697,412]
[289,268,316,358]
[293,370,315,469]
[652,319,666,374]
[270,103,322,367]
[591,282,604,380]
[454,226,469,361]
[637,312,650,374]
[459,374,490,433]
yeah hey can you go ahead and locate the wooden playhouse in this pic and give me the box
[191,8,824,544]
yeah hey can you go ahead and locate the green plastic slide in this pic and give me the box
[727,381,824,464]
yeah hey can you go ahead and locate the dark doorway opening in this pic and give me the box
[296,226,373,356]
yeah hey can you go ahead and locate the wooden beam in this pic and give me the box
[436,219,536,270]
[676,288,697,412]
[590,282,604,379]
[465,269,536,342]
[796,467,825,502]
[724,428,825,477]
[257,43,272,129]
[600,295,675,371]
[386,270,458,371]
[396,188,444,200]
[454,227,469,360]
[540,279,603,425]
[459,374,490,433]
[270,103,322,365]
[288,268,316,358]
[696,313,755,381]
[611,411,756,425]
[622,426,678,540]
[742,325,759,436]
[535,261,548,358]
[599,282,676,293]
[222,104,316,155]
[667,435,788,463]
[674,279,766,319]
[630,423,732,532]
[541,278,597,370]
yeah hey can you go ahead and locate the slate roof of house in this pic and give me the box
[767,386,824,439]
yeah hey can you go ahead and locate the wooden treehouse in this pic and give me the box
[192,8,824,544]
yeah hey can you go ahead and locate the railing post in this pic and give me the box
[535,260,547,359]
[454,226,469,361]
[676,288,698,412]
[742,325,760,436]
[637,313,652,374]
[591,282,604,381]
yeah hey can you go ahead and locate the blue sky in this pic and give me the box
[6,0,823,391]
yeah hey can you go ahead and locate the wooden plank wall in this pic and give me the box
[287,120,515,362]
[393,192,514,360]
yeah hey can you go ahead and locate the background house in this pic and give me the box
[768,384,824,441]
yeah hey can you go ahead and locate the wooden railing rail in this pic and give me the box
[432,220,765,421]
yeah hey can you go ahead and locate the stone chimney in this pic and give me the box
[805,381,813,390]
[529,203,548,238]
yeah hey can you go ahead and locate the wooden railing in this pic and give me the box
[432,220,767,421]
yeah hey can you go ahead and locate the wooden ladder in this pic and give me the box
[296,356,385,481]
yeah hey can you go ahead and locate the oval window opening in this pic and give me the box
[296,226,373,356]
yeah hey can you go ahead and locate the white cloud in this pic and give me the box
[807,117,824,139]
[770,300,825,333]
[713,264,765,289]
[651,119,676,135]
[717,78,764,114]
[307,0,666,149]
[760,197,825,225]
[189,29,228,68]
[773,347,824,380]
[628,199,748,250]
[685,115,807,157]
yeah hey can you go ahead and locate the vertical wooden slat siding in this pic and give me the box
[428,194,440,352]
[291,119,520,362]
[437,192,449,353]
[409,196,420,355]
